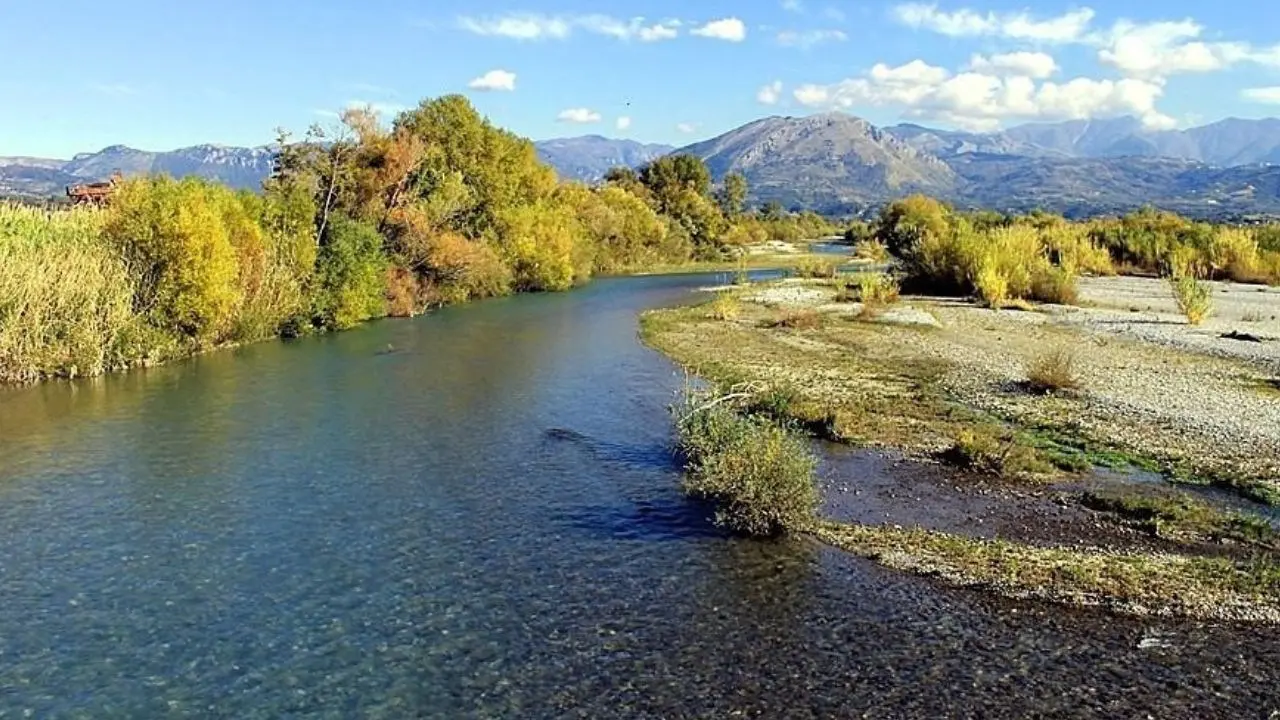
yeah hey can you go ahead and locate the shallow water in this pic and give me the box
[1,274,1278,718]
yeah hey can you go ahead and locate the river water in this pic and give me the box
[1,273,1277,718]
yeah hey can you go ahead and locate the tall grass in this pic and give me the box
[0,205,149,383]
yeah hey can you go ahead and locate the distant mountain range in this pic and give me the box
[5,114,1280,217]
[0,144,275,199]
[533,136,673,181]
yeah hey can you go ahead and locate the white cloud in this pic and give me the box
[558,108,602,124]
[459,14,571,40]
[691,18,747,42]
[617,116,633,130]
[776,29,847,48]
[757,81,784,105]
[1243,87,1280,104]
[468,69,517,92]
[892,3,1096,43]
[1096,19,1250,79]
[793,59,1174,131]
[91,83,139,97]
[824,7,847,22]
[458,13,679,42]
[676,122,699,134]
[781,0,805,13]
[967,51,1058,79]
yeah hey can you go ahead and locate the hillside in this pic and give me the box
[534,136,673,181]
[0,144,274,199]
[678,113,956,208]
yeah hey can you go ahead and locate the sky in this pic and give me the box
[4,0,1280,157]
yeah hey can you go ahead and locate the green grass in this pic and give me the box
[1080,489,1277,548]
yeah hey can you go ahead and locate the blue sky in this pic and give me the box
[4,0,1280,157]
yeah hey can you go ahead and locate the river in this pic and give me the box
[1,273,1277,718]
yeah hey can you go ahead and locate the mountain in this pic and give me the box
[677,113,956,209]
[534,136,673,181]
[676,113,1280,217]
[0,144,275,199]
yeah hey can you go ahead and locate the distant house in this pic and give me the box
[66,171,123,205]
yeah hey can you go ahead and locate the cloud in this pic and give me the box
[793,59,1174,131]
[1096,19,1250,79]
[892,3,1096,43]
[617,116,633,131]
[676,123,699,134]
[558,108,602,123]
[967,51,1058,79]
[781,0,805,12]
[468,69,517,92]
[776,29,847,49]
[458,13,679,42]
[1243,87,1280,104]
[91,83,139,97]
[757,81,784,105]
[691,18,747,42]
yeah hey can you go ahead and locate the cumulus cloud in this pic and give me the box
[691,18,747,42]
[468,69,516,92]
[757,81,784,105]
[1243,87,1280,104]
[617,116,633,130]
[676,122,699,134]
[458,13,679,42]
[892,3,1095,43]
[776,29,848,49]
[1096,19,1249,78]
[967,51,1058,79]
[793,59,1174,131]
[557,108,602,124]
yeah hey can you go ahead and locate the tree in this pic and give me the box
[717,173,748,218]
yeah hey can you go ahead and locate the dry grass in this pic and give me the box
[769,308,825,330]
[1025,347,1081,394]
[0,204,149,383]
[706,292,742,321]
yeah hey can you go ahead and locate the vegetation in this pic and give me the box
[706,292,741,321]
[1170,274,1214,325]
[675,387,819,537]
[1025,348,1081,394]
[0,95,844,384]
[872,195,1279,311]
[1081,489,1276,548]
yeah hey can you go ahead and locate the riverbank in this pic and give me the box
[642,274,1280,621]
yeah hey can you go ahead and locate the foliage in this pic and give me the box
[769,308,825,330]
[1170,274,1213,326]
[792,257,839,279]
[717,172,749,218]
[312,213,388,330]
[944,427,1050,477]
[104,177,245,343]
[676,393,819,536]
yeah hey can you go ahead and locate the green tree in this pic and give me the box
[717,172,748,218]
[313,214,388,330]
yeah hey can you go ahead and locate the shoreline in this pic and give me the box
[642,274,1280,622]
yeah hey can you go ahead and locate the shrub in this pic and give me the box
[497,200,587,292]
[676,397,818,536]
[706,292,741,321]
[313,214,388,330]
[974,264,1011,308]
[1025,348,1081,394]
[104,177,243,343]
[1170,275,1213,326]
[1029,266,1079,305]
[1210,227,1260,283]
[876,194,952,260]
[856,273,901,306]
[793,257,838,279]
